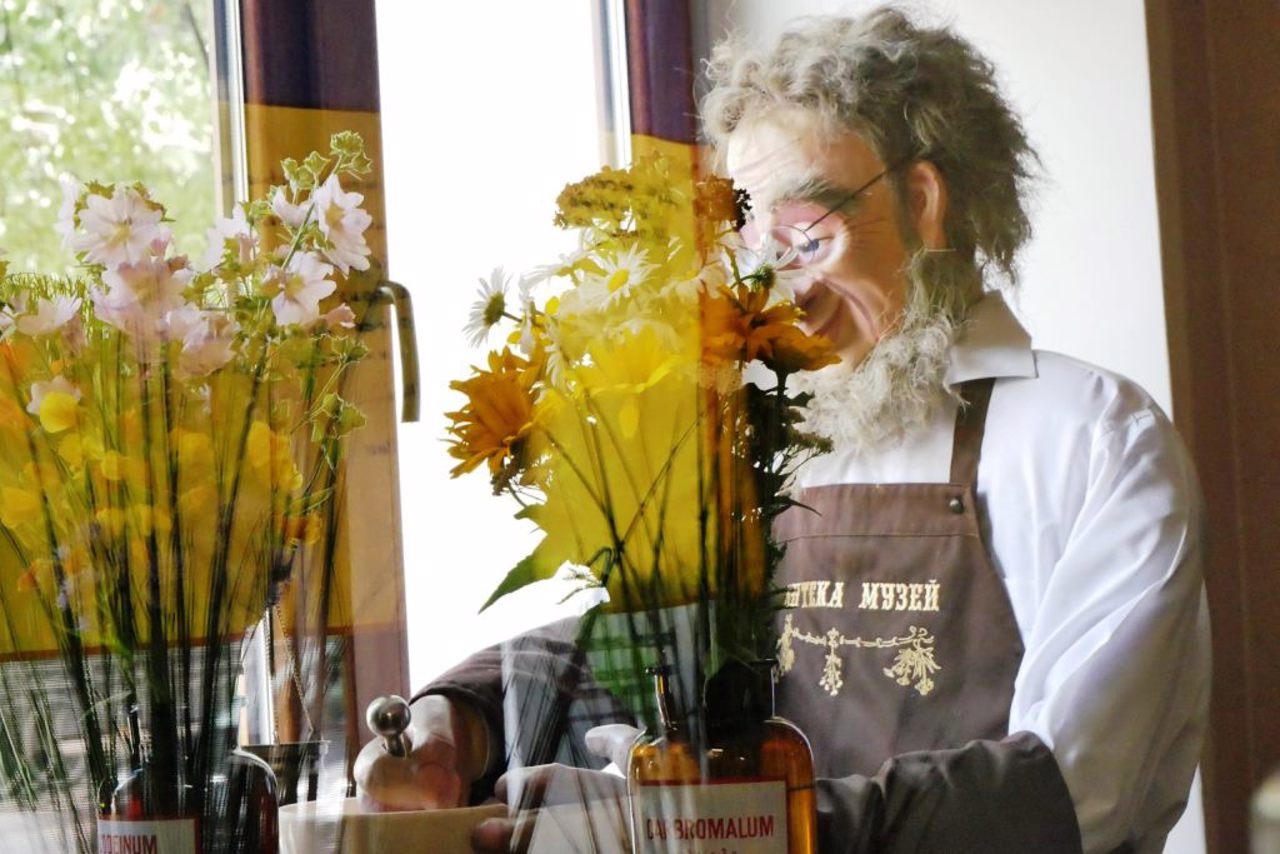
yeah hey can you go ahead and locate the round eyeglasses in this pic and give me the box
[739,157,911,273]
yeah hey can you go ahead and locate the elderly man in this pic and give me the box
[358,8,1209,854]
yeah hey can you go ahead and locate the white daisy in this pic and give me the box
[593,243,655,303]
[730,232,803,300]
[514,275,539,355]
[463,267,510,347]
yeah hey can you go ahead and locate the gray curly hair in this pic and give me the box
[702,6,1039,286]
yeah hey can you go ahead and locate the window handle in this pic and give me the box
[374,279,419,423]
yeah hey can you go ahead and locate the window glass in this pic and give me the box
[376,5,605,687]
[0,0,217,271]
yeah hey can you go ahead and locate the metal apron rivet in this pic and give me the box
[948,496,965,514]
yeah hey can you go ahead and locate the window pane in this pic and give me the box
[376,6,605,688]
[0,1,219,845]
[0,0,218,272]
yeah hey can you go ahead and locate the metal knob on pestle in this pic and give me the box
[366,694,413,758]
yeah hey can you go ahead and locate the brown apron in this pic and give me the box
[774,379,1025,779]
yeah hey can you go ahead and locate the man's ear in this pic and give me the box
[906,160,948,249]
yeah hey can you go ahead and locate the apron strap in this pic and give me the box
[949,377,997,486]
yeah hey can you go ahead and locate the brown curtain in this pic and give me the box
[1146,2,1280,852]
[237,0,410,789]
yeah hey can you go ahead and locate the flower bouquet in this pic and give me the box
[446,155,835,848]
[0,132,372,853]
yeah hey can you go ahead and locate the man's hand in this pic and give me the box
[353,694,490,811]
[471,724,640,854]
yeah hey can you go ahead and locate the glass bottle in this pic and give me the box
[98,751,201,854]
[628,660,817,854]
[215,748,280,854]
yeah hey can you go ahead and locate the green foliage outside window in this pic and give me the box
[0,0,215,273]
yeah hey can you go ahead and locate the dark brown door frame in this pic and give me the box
[1145,3,1280,852]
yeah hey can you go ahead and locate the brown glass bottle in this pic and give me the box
[98,746,279,854]
[98,757,201,854]
[628,661,817,854]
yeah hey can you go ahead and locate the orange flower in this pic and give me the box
[694,175,740,224]
[700,284,839,374]
[445,348,540,478]
[766,323,841,374]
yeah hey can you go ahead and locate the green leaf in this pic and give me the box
[330,131,364,158]
[479,554,539,613]
[302,151,330,180]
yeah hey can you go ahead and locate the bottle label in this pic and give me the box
[631,779,787,854]
[98,818,198,854]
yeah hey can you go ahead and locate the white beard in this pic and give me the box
[790,280,961,457]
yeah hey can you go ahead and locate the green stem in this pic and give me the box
[140,361,179,814]
[190,341,267,809]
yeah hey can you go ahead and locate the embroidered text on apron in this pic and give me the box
[774,378,1024,778]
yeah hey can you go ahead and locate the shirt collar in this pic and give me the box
[944,291,1037,389]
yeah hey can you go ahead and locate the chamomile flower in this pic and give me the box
[732,231,802,299]
[595,243,655,303]
[513,275,542,355]
[464,267,511,348]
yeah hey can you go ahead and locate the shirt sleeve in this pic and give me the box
[417,616,635,802]
[817,731,1082,854]
[1004,405,1210,854]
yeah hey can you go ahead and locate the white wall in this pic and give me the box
[704,2,1199,851]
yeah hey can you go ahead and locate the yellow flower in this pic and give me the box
[247,421,302,491]
[130,504,171,537]
[38,390,79,433]
[175,430,215,477]
[101,451,126,482]
[95,507,128,537]
[524,333,711,612]
[281,513,325,545]
[576,325,687,439]
[80,431,105,461]
[56,433,83,468]
[766,323,841,374]
[304,513,324,544]
[445,348,540,478]
[1,487,40,528]
[22,462,61,494]
[178,483,217,516]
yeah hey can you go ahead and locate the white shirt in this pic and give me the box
[793,293,1210,854]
